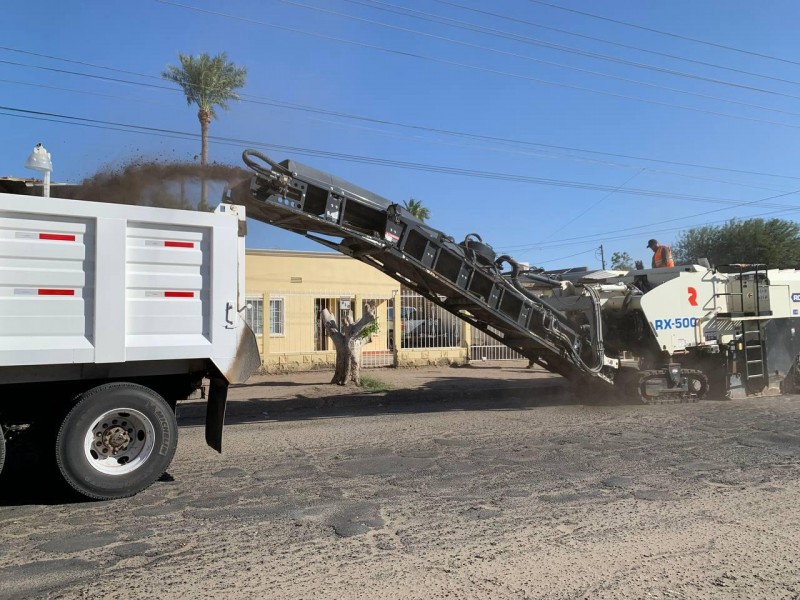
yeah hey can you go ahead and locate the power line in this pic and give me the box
[1,75,791,198]
[0,46,166,82]
[264,0,800,117]
[536,169,644,245]
[153,1,800,132]
[0,59,178,93]
[531,203,800,263]
[536,247,598,265]
[8,98,787,264]
[4,44,800,185]
[428,0,800,88]
[0,78,165,105]
[3,104,797,212]
[335,0,800,101]
[528,0,800,68]
[3,106,797,256]
[295,112,791,194]
[537,206,800,252]
[504,185,800,251]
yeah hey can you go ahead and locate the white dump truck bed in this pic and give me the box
[0,193,253,382]
[0,193,259,499]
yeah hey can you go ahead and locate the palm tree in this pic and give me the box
[163,52,247,208]
[403,198,430,222]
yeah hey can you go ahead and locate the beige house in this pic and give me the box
[245,249,474,372]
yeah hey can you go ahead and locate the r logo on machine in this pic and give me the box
[791,292,800,302]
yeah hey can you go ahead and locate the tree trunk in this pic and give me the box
[321,303,376,386]
[198,108,211,211]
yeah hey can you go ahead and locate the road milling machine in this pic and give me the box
[232,150,800,403]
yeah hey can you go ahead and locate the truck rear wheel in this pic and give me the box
[55,383,178,500]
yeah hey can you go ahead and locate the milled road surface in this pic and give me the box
[1,363,799,599]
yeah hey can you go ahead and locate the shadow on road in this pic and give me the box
[178,375,638,428]
[0,442,84,506]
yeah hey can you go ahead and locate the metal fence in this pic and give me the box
[468,326,524,361]
[397,289,522,360]
[248,287,525,368]
[361,296,395,368]
[247,291,397,369]
[398,290,463,349]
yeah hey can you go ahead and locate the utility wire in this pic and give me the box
[335,0,800,100]
[536,247,598,265]
[428,0,800,88]
[0,59,178,93]
[533,202,800,263]
[504,185,800,251]
[528,0,800,68]
[537,169,644,244]
[153,1,800,132]
[0,69,791,195]
[3,106,798,258]
[4,44,800,183]
[536,205,800,251]
[0,78,165,105]
[0,106,796,214]
[1,76,791,198]
[267,0,800,116]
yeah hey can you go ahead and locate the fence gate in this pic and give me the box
[399,289,463,349]
[361,296,395,368]
[469,325,524,361]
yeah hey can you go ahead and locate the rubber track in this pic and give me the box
[637,368,709,405]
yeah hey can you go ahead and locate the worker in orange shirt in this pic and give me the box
[647,238,674,268]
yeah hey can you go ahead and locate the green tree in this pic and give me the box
[674,218,800,267]
[610,251,633,270]
[403,198,430,222]
[163,52,247,209]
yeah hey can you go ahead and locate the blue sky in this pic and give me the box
[3,0,800,269]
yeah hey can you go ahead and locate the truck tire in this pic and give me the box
[55,383,178,500]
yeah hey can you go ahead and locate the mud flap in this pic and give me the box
[206,377,229,453]
[205,322,260,453]
[224,323,262,385]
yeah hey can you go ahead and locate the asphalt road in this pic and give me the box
[1,376,799,599]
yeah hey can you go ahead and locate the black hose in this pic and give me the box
[242,149,293,177]
[496,254,605,374]
[495,255,561,288]
[495,255,571,324]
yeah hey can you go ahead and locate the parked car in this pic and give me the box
[401,317,461,348]
[388,306,423,348]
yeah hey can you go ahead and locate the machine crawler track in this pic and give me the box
[635,368,708,405]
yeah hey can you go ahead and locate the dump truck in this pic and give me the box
[231,149,800,403]
[0,193,260,499]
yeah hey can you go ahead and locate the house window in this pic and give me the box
[245,296,263,335]
[269,297,285,336]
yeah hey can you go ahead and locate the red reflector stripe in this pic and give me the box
[39,233,76,241]
[38,289,75,296]
[164,241,194,248]
[165,291,194,298]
